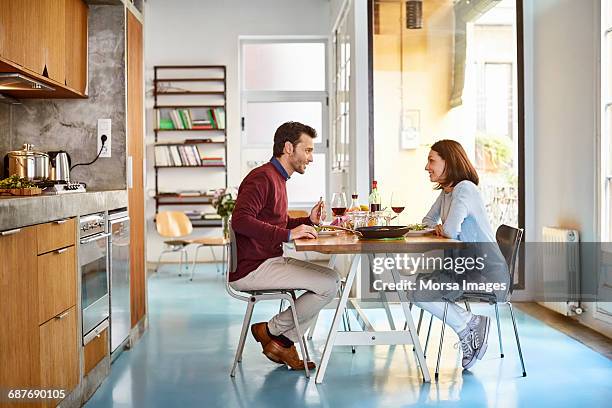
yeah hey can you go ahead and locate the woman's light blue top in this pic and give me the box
[422,180,496,243]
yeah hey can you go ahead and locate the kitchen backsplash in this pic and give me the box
[0,5,127,191]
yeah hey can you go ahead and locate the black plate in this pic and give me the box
[356,225,411,239]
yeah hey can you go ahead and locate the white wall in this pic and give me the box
[144,0,331,264]
[524,0,610,336]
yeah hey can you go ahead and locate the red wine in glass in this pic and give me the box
[392,206,405,214]
[332,207,347,216]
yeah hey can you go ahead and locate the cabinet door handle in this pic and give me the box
[0,228,21,236]
[55,248,69,254]
[55,219,69,224]
[55,310,70,320]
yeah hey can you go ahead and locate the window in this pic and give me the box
[602,1,612,240]
[331,7,351,171]
[240,39,328,207]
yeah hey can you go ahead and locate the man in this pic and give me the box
[230,121,340,370]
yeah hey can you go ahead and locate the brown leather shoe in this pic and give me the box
[251,322,273,346]
[251,322,283,364]
[263,340,316,371]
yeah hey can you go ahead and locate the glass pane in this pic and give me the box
[245,102,323,145]
[286,153,326,204]
[372,0,519,230]
[607,32,612,102]
[244,43,326,91]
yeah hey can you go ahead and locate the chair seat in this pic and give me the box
[164,240,190,246]
[459,292,499,304]
[187,237,228,246]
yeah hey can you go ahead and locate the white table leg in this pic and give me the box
[315,254,360,384]
[387,257,431,382]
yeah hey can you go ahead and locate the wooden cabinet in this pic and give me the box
[38,245,77,325]
[36,218,76,255]
[0,0,88,98]
[64,0,88,93]
[127,10,146,327]
[0,226,40,391]
[39,306,79,405]
[0,219,79,407]
[84,325,108,375]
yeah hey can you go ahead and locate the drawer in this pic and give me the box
[84,322,109,375]
[39,306,79,404]
[36,218,76,255]
[38,246,77,325]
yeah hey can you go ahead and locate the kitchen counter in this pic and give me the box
[0,190,128,231]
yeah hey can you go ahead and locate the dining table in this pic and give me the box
[294,232,461,384]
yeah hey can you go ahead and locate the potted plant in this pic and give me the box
[211,187,237,238]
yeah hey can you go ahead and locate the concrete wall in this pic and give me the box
[0,5,127,191]
[144,0,331,263]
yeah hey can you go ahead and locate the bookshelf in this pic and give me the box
[153,65,228,228]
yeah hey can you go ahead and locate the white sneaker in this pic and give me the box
[459,315,490,369]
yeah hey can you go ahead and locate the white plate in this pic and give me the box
[404,228,435,236]
[318,230,341,236]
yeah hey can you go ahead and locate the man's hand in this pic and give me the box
[309,199,326,225]
[290,225,318,240]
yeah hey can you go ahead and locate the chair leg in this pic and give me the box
[307,312,318,341]
[495,302,504,358]
[287,296,310,378]
[508,302,527,377]
[222,245,227,275]
[279,298,285,314]
[464,300,471,312]
[435,302,449,381]
[230,300,255,377]
[155,248,171,274]
[209,246,220,274]
[417,308,424,335]
[190,245,203,281]
[178,249,184,277]
[424,314,433,358]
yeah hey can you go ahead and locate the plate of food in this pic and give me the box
[404,223,435,236]
[314,225,342,236]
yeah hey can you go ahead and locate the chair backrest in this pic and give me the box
[495,224,524,294]
[225,221,248,301]
[288,209,309,218]
[155,211,193,238]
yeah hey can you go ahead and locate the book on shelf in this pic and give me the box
[203,213,222,220]
[201,157,224,166]
[156,107,225,130]
[155,145,204,167]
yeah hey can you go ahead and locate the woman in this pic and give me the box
[415,139,508,370]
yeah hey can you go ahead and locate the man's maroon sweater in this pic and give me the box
[230,162,312,282]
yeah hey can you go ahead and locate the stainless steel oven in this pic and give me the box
[79,213,110,339]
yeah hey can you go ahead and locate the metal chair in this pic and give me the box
[433,224,526,379]
[225,222,311,378]
[154,211,193,276]
[189,237,228,280]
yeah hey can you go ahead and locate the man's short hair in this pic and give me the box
[272,122,317,158]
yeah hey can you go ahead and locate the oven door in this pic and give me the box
[80,232,111,337]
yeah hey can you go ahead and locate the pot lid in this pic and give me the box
[8,143,49,158]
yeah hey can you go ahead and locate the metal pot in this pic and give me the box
[3,144,49,181]
[48,150,71,182]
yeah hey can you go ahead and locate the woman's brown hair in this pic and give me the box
[430,139,479,189]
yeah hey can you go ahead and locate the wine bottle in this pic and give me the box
[368,181,381,212]
[348,193,360,212]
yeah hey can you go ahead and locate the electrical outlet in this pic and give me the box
[97,118,112,158]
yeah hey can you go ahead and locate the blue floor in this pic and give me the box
[85,264,612,408]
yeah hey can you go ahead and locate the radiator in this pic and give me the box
[539,227,583,316]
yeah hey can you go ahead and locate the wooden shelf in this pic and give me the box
[154,104,225,109]
[154,128,225,132]
[154,141,225,146]
[155,165,225,169]
[155,91,225,95]
[154,64,227,215]
[155,78,225,82]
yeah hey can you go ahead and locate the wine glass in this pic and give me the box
[331,192,347,224]
[390,192,405,225]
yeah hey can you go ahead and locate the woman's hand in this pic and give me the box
[434,224,445,237]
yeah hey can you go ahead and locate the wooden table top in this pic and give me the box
[293,232,460,254]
